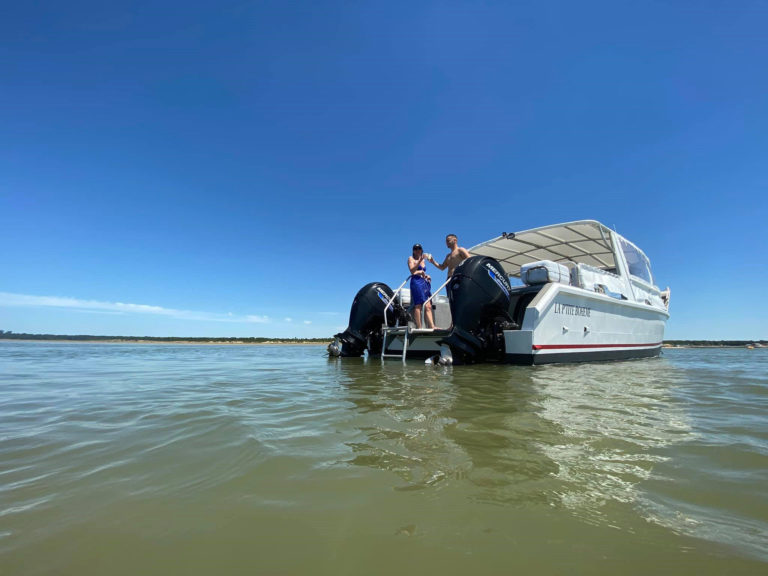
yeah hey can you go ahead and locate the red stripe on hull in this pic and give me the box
[533,342,662,351]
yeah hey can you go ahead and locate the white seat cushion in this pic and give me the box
[521,260,570,285]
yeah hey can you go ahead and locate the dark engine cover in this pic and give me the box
[440,256,516,363]
[333,282,404,357]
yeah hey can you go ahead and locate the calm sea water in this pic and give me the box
[1,342,766,575]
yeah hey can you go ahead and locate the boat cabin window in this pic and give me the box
[619,237,653,284]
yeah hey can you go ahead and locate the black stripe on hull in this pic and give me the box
[507,346,662,365]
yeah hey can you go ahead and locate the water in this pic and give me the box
[1,342,766,575]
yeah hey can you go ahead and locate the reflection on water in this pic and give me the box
[442,368,560,506]
[639,350,768,560]
[334,357,691,515]
[334,359,467,491]
[333,353,768,561]
[533,360,693,522]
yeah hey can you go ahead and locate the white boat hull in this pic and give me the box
[504,283,666,364]
[382,283,667,365]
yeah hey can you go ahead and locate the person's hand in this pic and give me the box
[425,274,431,282]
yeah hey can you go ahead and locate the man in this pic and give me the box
[428,234,471,277]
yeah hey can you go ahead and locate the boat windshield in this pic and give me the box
[619,237,653,284]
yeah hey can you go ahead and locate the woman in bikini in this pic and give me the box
[408,244,435,330]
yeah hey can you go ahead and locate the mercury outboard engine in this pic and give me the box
[439,256,517,363]
[329,282,407,357]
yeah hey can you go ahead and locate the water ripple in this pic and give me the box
[1,342,766,572]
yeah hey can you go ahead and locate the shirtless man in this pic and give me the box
[428,234,471,277]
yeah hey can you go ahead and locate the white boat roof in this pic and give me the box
[469,220,617,277]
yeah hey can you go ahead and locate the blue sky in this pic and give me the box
[1,1,766,339]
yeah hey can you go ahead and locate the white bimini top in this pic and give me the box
[469,220,618,278]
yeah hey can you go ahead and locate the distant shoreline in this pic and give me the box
[663,344,765,349]
[663,341,766,349]
[0,332,330,345]
[0,339,328,346]
[1,333,764,349]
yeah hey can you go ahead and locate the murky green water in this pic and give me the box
[1,342,766,575]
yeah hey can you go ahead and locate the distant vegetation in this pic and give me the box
[664,340,766,347]
[1,331,763,346]
[0,330,330,343]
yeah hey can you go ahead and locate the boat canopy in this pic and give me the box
[469,220,617,277]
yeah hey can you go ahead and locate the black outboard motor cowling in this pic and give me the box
[331,282,405,357]
[439,256,517,363]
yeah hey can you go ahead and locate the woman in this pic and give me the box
[408,243,435,329]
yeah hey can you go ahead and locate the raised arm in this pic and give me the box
[408,256,427,276]
[431,254,448,271]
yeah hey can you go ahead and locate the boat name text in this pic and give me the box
[554,302,591,317]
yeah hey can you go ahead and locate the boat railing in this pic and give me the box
[425,277,451,306]
[382,273,452,328]
[421,276,451,326]
[382,275,413,327]
[380,274,452,363]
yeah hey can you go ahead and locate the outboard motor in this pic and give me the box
[329,282,406,357]
[439,256,517,363]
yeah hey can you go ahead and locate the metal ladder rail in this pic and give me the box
[380,326,410,361]
[381,276,452,363]
[421,277,451,326]
[383,275,413,327]
[380,326,411,362]
[381,275,413,361]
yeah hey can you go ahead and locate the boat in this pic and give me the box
[328,220,670,365]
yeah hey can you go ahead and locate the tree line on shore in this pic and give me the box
[1,331,764,347]
[664,339,766,347]
[0,331,330,343]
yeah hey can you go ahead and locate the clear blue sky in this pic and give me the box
[1,1,766,339]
